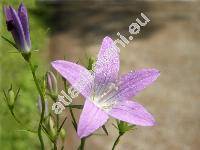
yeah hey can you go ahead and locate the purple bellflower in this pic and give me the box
[4,3,31,53]
[51,36,160,138]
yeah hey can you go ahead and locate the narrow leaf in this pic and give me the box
[1,35,18,49]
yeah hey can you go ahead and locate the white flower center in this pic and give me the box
[90,83,118,112]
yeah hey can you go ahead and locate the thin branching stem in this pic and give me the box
[28,60,45,150]
[112,134,123,150]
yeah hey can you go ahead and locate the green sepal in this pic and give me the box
[113,120,136,135]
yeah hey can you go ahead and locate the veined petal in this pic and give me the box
[116,69,160,99]
[51,60,93,98]
[9,6,28,53]
[94,36,119,95]
[77,100,109,138]
[108,100,155,126]
[3,6,12,22]
[18,3,31,48]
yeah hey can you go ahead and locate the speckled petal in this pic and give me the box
[94,36,119,95]
[18,3,31,48]
[115,69,160,100]
[108,100,155,126]
[78,100,109,138]
[51,60,93,98]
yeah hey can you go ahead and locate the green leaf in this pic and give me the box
[1,35,18,49]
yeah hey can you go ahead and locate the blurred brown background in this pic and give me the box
[38,0,200,149]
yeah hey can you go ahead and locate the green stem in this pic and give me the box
[112,134,123,150]
[78,138,86,150]
[10,110,22,125]
[69,107,77,131]
[53,142,57,150]
[28,60,45,150]
[53,115,59,150]
[63,79,78,131]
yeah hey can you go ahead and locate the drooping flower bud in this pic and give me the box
[3,3,31,53]
[46,71,58,95]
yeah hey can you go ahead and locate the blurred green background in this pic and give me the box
[0,0,200,150]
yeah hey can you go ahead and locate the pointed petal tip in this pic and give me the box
[132,118,156,127]
[51,60,71,69]
[103,36,113,43]
[3,6,11,21]
[146,117,156,126]
[9,6,15,11]
[51,60,57,66]
[152,68,160,77]
[51,60,64,67]
[140,113,156,127]
[18,2,26,12]
[9,6,18,19]
[19,2,25,7]
[51,61,60,70]
[104,36,112,40]
[145,68,160,79]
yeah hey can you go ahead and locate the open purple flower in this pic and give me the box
[51,36,160,138]
[4,3,31,53]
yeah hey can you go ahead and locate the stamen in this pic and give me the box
[90,82,119,112]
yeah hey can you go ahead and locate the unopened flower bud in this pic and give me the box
[4,3,31,53]
[46,71,58,95]
[37,96,49,117]
[8,90,15,106]
[60,128,66,141]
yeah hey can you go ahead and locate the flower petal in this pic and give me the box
[9,6,28,52]
[116,69,160,100]
[94,36,120,95]
[18,3,31,48]
[3,6,12,21]
[108,100,155,126]
[78,100,109,138]
[51,60,93,98]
